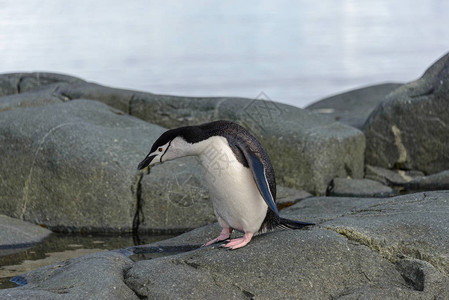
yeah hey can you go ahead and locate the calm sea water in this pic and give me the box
[1,0,449,107]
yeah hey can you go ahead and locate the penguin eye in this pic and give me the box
[158,147,163,152]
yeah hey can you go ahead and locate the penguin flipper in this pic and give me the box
[241,147,279,216]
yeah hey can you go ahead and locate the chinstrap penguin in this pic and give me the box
[137,120,314,249]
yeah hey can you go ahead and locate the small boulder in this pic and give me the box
[365,164,424,186]
[327,177,396,198]
[403,170,449,192]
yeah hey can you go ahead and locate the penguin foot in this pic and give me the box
[223,232,253,250]
[202,228,233,247]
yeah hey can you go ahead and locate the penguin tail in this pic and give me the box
[278,217,314,229]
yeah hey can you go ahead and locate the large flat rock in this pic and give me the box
[47,80,365,195]
[129,191,449,298]
[126,228,410,299]
[363,52,449,174]
[2,191,447,298]
[0,100,213,232]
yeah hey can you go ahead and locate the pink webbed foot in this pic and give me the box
[223,232,254,250]
[202,228,233,247]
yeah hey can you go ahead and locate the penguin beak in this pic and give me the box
[137,154,157,170]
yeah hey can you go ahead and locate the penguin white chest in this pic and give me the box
[197,136,268,233]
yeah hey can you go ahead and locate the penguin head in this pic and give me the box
[137,127,202,170]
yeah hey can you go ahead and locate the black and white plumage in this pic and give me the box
[137,120,313,249]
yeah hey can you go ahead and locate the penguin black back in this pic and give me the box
[177,120,276,198]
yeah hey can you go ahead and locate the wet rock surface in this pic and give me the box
[0,215,51,257]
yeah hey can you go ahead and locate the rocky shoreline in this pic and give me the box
[1,52,448,298]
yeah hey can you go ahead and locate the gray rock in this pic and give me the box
[127,191,448,299]
[291,192,449,273]
[403,170,449,192]
[0,215,52,257]
[284,191,449,297]
[327,177,396,198]
[0,251,139,300]
[320,192,449,282]
[306,83,403,129]
[0,100,213,232]
[125,192,449,298]
[125,228,413,299]
[50,81,365,195]
[0,72,84,97]
[364,52,449,174]
[365,164,425,186]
